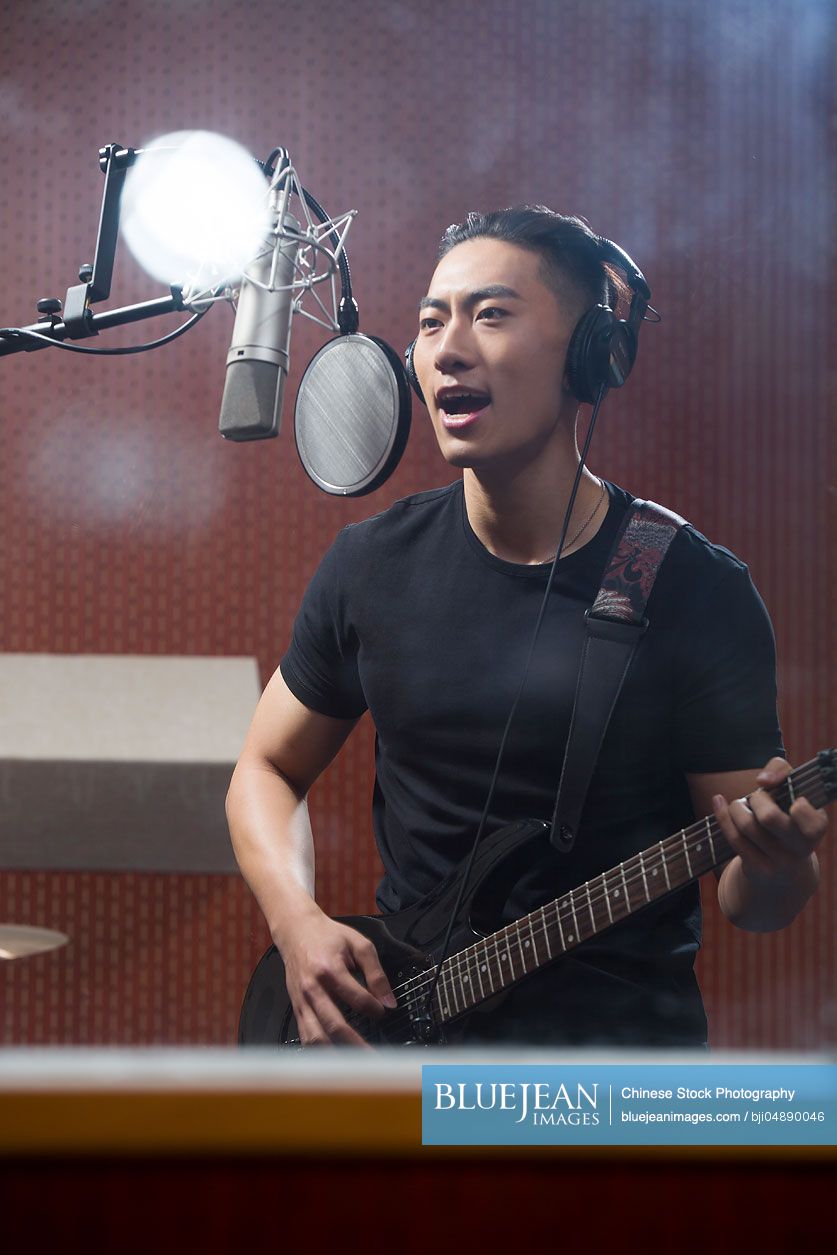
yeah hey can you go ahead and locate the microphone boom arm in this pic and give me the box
[0,140,357,360]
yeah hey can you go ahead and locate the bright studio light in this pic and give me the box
[121,130,271,286]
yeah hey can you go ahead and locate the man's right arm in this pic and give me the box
[226,668,396,1046]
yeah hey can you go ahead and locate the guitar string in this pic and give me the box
[339,764,826,1039]
[297,763,825,1042]
[322,765,824,1041]
[402,763,826,1001]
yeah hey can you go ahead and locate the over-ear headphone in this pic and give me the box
[404,236,651,407]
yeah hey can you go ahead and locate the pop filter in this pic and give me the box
[294,332,412,496]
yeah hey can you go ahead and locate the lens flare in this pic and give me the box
[122,130,271,286]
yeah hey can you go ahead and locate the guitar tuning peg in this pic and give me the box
[817,749,837,800]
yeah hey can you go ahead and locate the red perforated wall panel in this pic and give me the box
[0,0,833,1047]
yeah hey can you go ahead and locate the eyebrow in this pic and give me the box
[418,284,523,314]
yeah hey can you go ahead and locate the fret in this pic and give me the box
[563,893,579,944]
[505,931,515,989]
[620,861,631,913]
[681,829,693,878]
[496,931,511,987]
[638,850,650,901]
[470,955,482,1008]
[491,932,505,985]
[474,945,486,1001]
[603,873,613,924]
[448,961,461,1016]
[787,777,796,805]
[506,929,518,983]
[646,846,662,893]
[449,953,461,1014]
[516,922,528,974]
[460,954,474,1010]
[500,931,512,988]
[586,881,597,933]
[664,836,681,885]
[439,966,452,1021]
[693,829,705,867]
[540,905,553,959]
[462,952,477,1011]
[497,930,511,985]
[554,901,566,951]
[484,937,497,993]
[431,973,444,1024]
[528,915,541,966]
[706,816,716,863]
[660,840,671,889]
[605,870,621,918]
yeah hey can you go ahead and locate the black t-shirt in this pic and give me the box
[280,479,784,1046]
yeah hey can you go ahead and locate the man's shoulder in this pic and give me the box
[338,480,461,550]
[671,519,749,590]
[612,482,749,588]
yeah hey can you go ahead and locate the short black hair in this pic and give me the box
[438,206,626,321]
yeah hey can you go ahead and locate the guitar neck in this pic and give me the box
[425,753,835,1027]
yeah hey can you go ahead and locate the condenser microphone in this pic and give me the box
[218,215,300,441]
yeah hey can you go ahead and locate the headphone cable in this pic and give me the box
[418,381,609,1037]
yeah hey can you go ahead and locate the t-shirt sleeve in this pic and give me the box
[670,560,785,773]
[279,529,368,719]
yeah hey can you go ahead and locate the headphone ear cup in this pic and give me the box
[566,305,641,403]
[404,339,425,404]
[565,305,615,404]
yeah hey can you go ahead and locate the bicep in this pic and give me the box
[670,563,783,774]
[235,666,361,796]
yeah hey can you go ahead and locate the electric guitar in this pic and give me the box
[238,751,836,1046]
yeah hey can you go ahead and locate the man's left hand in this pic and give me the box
[713,756,828,886]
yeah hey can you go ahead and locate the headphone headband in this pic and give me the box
[596,236,651,302]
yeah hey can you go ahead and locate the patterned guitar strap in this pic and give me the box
[550,497,687,853]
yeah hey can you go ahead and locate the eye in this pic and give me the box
[419,316,442,331]
[476,306,507,321]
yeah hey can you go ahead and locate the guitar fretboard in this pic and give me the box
[405,754,833,1027]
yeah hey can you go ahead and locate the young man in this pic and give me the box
[227,208,827,1048]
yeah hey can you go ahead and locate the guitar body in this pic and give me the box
[238,817,551,1046]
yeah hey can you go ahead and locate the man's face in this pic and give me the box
[412,237,579,471]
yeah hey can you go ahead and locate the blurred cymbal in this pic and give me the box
[0,925,69,960]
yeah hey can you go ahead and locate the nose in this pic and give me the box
[432,314,477,379]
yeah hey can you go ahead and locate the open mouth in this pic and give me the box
[439,391,491,416]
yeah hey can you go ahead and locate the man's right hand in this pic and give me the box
[278,910,398,1047]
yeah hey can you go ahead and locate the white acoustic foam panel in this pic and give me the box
[0,655,261,872]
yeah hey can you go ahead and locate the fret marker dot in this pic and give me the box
[524,940,530,947]
[613,889,620,896]
[696,843,702,852]
[480,964,486,972]
[652,868,658,875]
[464,975,469,982]
[568,935,574,943]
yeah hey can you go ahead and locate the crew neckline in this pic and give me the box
[458,478,621,579]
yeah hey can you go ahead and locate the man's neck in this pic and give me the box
[462,435,606,566]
